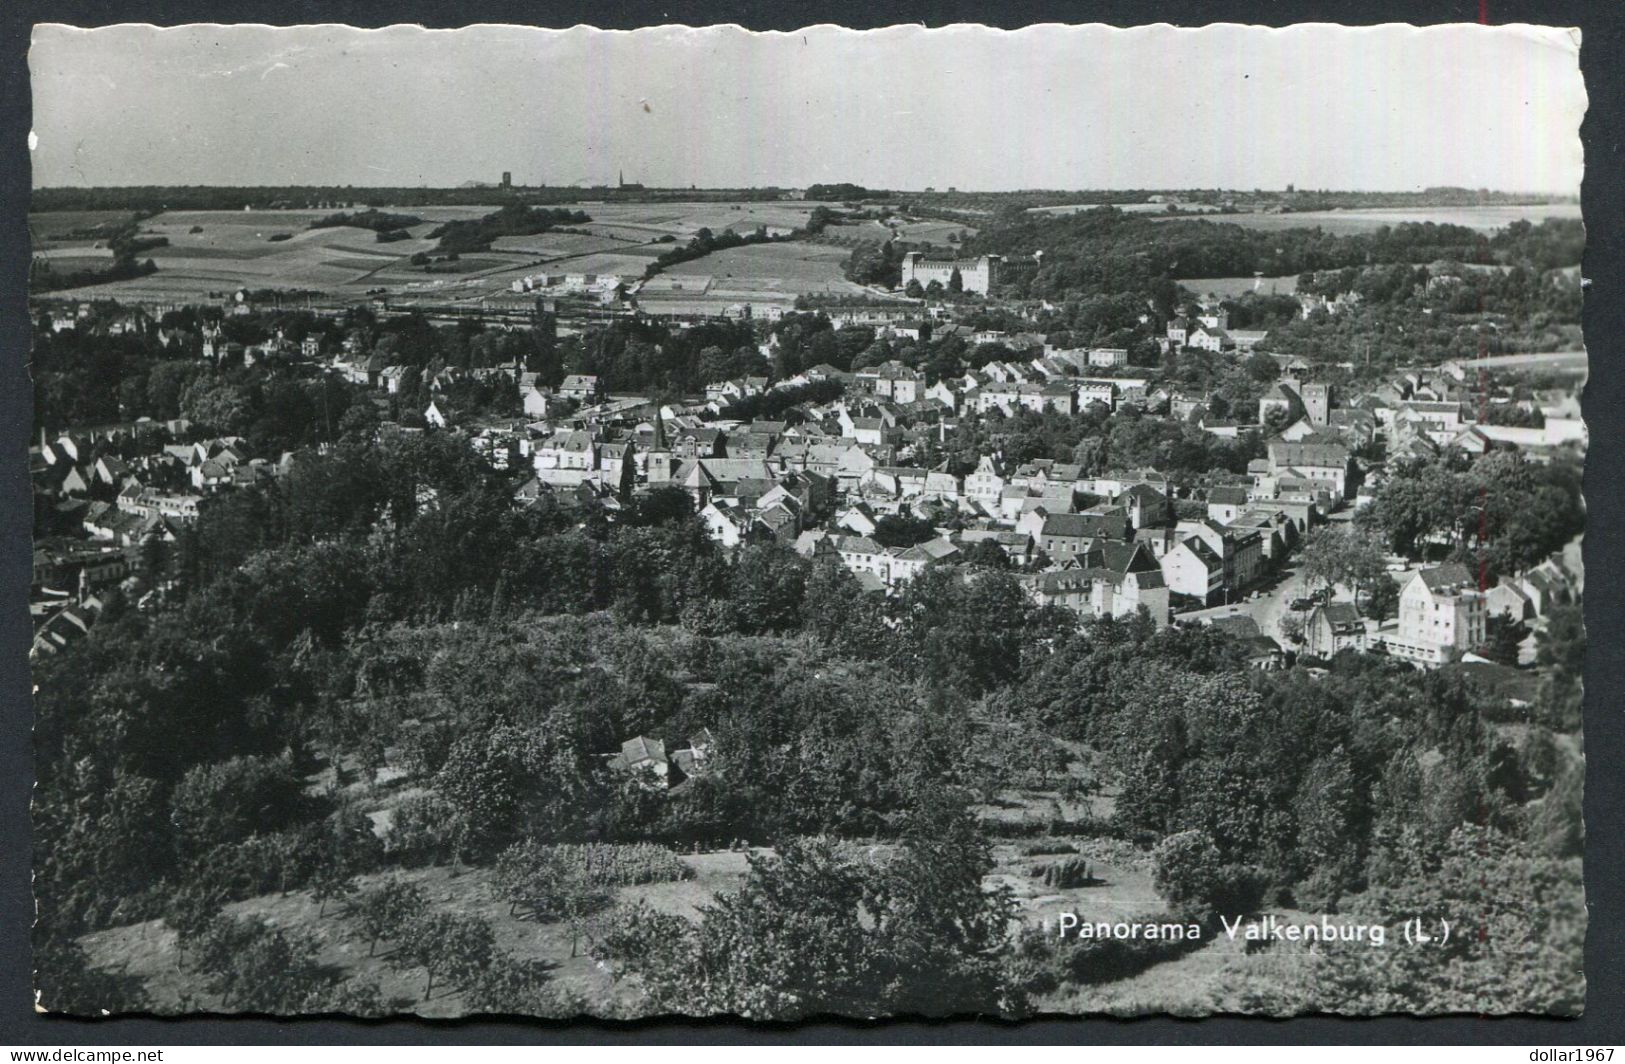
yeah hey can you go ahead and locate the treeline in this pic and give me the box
[559,317,759,396]
[804,183,876,201]
[716,378,843,421]
[308,208,424,242]
[643,206,843,279]
[29,254,158,294]
[31,186,792,213]
[646,224,786,275]
[965,208,1585,302]
[30,215,167,293]
[428,203,592,254]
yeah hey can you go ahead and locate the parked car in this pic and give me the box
[1289,597,1314,611]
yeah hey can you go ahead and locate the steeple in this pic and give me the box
[618,169,625,189]
[651,410,668,451]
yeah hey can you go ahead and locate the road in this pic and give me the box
[1177,563,1313,641]
[1177,563,1416,642]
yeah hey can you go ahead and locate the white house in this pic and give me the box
[1378,563,1487,666]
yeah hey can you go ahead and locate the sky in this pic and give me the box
[28,22,1586,194]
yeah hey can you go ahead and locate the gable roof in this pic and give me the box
[1268,440,1349,467]
[1208,613,1263,639]
[1041,510,1131,539]
[1418,562,1478,593]
[1316,601,1363,627]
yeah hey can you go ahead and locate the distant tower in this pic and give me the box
[618,169,625,189]
[501,171,512,188]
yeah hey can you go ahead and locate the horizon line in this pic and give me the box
[29,183,1580,199]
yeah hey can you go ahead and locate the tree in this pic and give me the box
[1244,351,1280,382]
[596,788,1022,1019]
[1536,600,1585,675]
[1292,750,1367,908]
[169,754,308,860]
[352,877,428,957]
[190,914,329,1012]
[465,954,571,1016]
[872,512,936,548]
[1480,614,1527,667]
[310,865,357,918]
[392,911,496,1001]
[33,936,151,1016]
[1298,525,1385,601]
[179,377,253,434]
[1365,574,1401,622]
[1313,825,1583,1014]
[490,841,613,957]
[1071,435,1108,475]
[713,546,802,636]
[1151,829,1258,923]
[948,267,964,294]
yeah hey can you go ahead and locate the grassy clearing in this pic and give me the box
[663,241,872,296]
[77,851,758,1018]
[28,211,138,243]
[1177,275,1301,298]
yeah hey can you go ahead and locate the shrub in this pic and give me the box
[565,842,693,887]
[383,793,464,866]
[1012,914,1206,989]
[170,754,310,859]
[1151,829,1263,922]
[1020,841,1080,857]
[1035,856,1093,889]
[463,954,573,1016]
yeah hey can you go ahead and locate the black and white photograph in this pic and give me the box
[22,19,1589,1022]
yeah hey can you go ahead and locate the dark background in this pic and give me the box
[1,0,1619,1045]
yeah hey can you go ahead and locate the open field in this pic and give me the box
[1178,275,1300,298]
[1165,203,1581,234]
[575,200,840,239]
[1030,202,1223,216]
[891,218,978,243]
[28,210,138,246]
[29,202,856,302]
[489,232,640,257]
[664,240,871,296]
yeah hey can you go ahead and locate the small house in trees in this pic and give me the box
[607,736,669,789]
[424,400,448,428]
[1304,601,1367,659]
[560,374,601,401]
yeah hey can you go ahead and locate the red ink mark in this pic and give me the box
[1479,0,1489,24]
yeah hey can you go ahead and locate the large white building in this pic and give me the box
[1379,563,1487,666]
[899,253,1002,295]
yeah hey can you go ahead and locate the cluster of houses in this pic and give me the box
[29,417,290,656]
[30,287,1585,675]
[1164,302,1271,356]
[1296,552,1580,668]
[474,370,1362,631]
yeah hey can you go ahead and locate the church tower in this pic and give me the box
[645,412,677,484]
